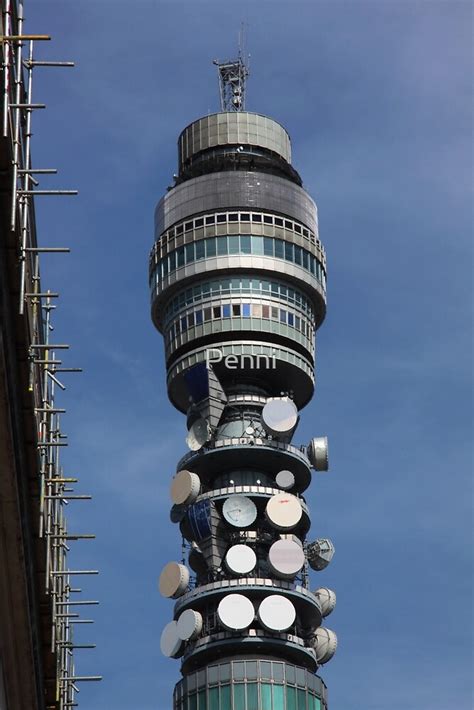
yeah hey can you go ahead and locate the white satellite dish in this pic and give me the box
[261,398,298,437]
[222,495,257,528]
[225,544,257,575]
[186,417,211,451]
[275,469,295,490]
[307,436,329,471]
[158,562,190,599]
[268,538,305,579]
[170,470,201,506]
[217,593,255,631]
[313,588,336,617]
[176,609,203,641]
[313,627,338,664]
[257,594,296,632]
[160,620,183,658]
[306,538,335,571]
[265,492,302,531]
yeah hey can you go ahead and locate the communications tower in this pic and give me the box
[151,55,337,709]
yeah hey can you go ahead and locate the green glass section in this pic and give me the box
[209,688,219,710]
[287,686,297,710]
[220,685,231,708]
[261,683,273,710]
[273,684,285,710]
[198,689,206,710]
[188,694,197,710]
[154,235,324,287]
[233,684,245,710]
[308,696,321,710]
[297,688,307,710]
[247,683,258,710]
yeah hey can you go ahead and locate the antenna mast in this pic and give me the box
[213,26,249,112]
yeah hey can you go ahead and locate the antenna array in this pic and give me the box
[213,29,249,112]
[1,1,101,707]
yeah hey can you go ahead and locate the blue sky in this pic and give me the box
[28,2,472,708]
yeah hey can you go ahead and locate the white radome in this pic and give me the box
[268,538,305,579]
[257,594,296,632]
[313,587,336,617]
[265,492,303,531]
[170,469,201,506]
[261,397,298,436]
[160,620,183,658]
[225,544,257,575]
[158,562,190,599]
[313,627,338,664]
[176,609,203,641]
[217,593,255,631]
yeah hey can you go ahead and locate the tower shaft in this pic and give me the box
[152,109,336,709]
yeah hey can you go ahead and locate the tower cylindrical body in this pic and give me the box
[151,111,336,710]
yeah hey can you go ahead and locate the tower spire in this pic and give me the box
[213,26,249,112]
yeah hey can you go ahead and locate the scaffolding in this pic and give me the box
[1,1,101,707]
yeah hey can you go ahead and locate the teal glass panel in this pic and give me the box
[297,688,306,710]
[228,235,239,254]
[217,236,227,255]
[251,235,264,255]
[198,689,206,709]
[209,687,219,710]
[274,239,284,258]
[261,684,272,710]
[185,243,194,263]
[220,685,231,707]
[188,694,198,710]
[263,237,273,256]
[233,684,245,710]
[286,686,297,710]
[240,235,252,254]
[247,683,258,710]
[273,685,285,710]
[195,241,205,260]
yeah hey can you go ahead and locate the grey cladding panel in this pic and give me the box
[155,172,318,235]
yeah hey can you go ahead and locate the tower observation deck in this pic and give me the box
[151,59,337,710]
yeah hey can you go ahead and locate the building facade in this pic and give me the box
[152,104,336,709]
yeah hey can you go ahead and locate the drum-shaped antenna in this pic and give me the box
[158,562,190,598]
[217,593,255,631]
[261,398,298,437]
[257,594,296,632]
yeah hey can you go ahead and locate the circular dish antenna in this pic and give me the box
[265,493,302,531]
[222,495,257,528]
[177,609,203,641]
[186,418,210,451]
[158,562,190,599]
[275,469,295,490]
[307,436,329,471]
[268,538,305,579]
[261,398,298,437]
[313,627,338,664]
[225,544,257,575]
[314,588,337,617]
[160,621,183,658]
[170,504,187,524]
[217,593,255,631]
[306,538,335,571]
[170,470,201,506]
[257,594,296,632]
